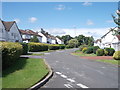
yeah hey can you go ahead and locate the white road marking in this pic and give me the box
[64,84,73,88]
[44,53,50,55]
[60,75,67,78]
[67,78,75,83]
[55,72,62,75]
[77,83,89,88]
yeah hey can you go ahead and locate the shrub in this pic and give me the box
[104,48,115,56]
[113,51,120,60]
[68,39,78,48]
[28,42,48,52]
[59,44,65,49]
[1,42,23,69]
[82,47,88,53]
[86,47,93,54]
[93,46,100,54]
[20,43,28,55]
[79,45,88,51]
[96,49,104,56]
[48,44,60,50]
[66,45,72,48]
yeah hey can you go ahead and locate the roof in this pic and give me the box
[2,21,15,31]
[94,39,101,43]
[19,29,42,37]
[101,27,117,39]
[116,35,120,40]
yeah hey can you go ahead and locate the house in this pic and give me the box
[94,39,101,48]
[38,31,48,43]
[56,37,64,44]
[95,27,120,51]
[0,19,22,42]
[19,29,42,43]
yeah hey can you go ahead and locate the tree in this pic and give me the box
[61,35,73,45]
[75,35,85,46]
[30,35,39,42]
[68,39,78,48]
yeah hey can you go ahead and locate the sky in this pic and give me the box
[2,2,118,39]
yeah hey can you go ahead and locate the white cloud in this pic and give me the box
[55,4,65,10]
[87,20,94,25]
[106,20,114,23]
[82,2,92,6]
[14,18,20,23]
[29,17,37,23]
[34,28,111,40]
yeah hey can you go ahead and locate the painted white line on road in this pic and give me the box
[60,75,67,78]
[77,83,89,88]
[55,72,62,75]
[64,84,73,88]
[67,78,75,83]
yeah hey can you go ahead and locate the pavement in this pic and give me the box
[37,48,119,88]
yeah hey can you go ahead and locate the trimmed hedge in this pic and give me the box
[66,45,73,48]
[79,45,88,51]
[20,43,28,55]
[113,51,120,60]
[104,48,115,56]
[28,42,48,52]
[96,49,104,56]
[48,44,60,50]
[1,42,23,69]
[82,47,88,53]
[86,47,93,54]
[59,44,65,49]
[93,46,100,54]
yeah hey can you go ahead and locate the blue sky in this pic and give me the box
[2,2,118,39]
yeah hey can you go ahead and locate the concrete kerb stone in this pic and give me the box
[28,59,53,90]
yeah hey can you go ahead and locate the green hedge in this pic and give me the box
[104,48,115,56]
[93,46,100,54]
[59,44,65,49]
[96,49,104,56]
[113,51,120,60]
[20,43,28,55]
[48,44,60,50]
[1,42,23,69]
[86,47,93,54]
[28,42,48,52]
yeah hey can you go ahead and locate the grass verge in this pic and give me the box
[2,58,49,88]
[96,59,119,65]
[72,50,96,56]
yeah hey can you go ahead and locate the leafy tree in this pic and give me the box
[30,35,39,42]
[68,39,78,48]
[75,35,85,46]
[61,35,73,45]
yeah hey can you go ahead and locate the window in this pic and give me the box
[11,33,14,36]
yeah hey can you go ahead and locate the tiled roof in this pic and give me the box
[94,39,101,43]
[19,29,42,37]
[2,21,15,31]
[116,35,120,40]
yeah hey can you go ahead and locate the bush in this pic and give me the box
[59,44,65,49]
[28,42,48,52]
[113,51,120,60]
[48,44,60,50]
[1,42,23,69]
[82,47,88,53]
[66,45,72,48]
[68,39,78,48]
[104,48,115,56]
[93,46,100,54]
[96,49,104,56]
[20,43,28,55]
[79,45,88,51]
[86,47,93,54]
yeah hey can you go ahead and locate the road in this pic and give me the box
[40,48,118,88]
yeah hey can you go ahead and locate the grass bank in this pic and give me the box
[2,58,49,88]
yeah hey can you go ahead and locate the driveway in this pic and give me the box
[39,48,118,88]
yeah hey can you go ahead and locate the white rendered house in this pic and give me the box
[56,37,64,44]
[0,19,22,42]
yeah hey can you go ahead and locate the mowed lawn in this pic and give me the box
[2,58,49,88]
[72,50,119,65]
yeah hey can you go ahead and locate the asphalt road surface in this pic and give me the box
[40,48,118,88]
